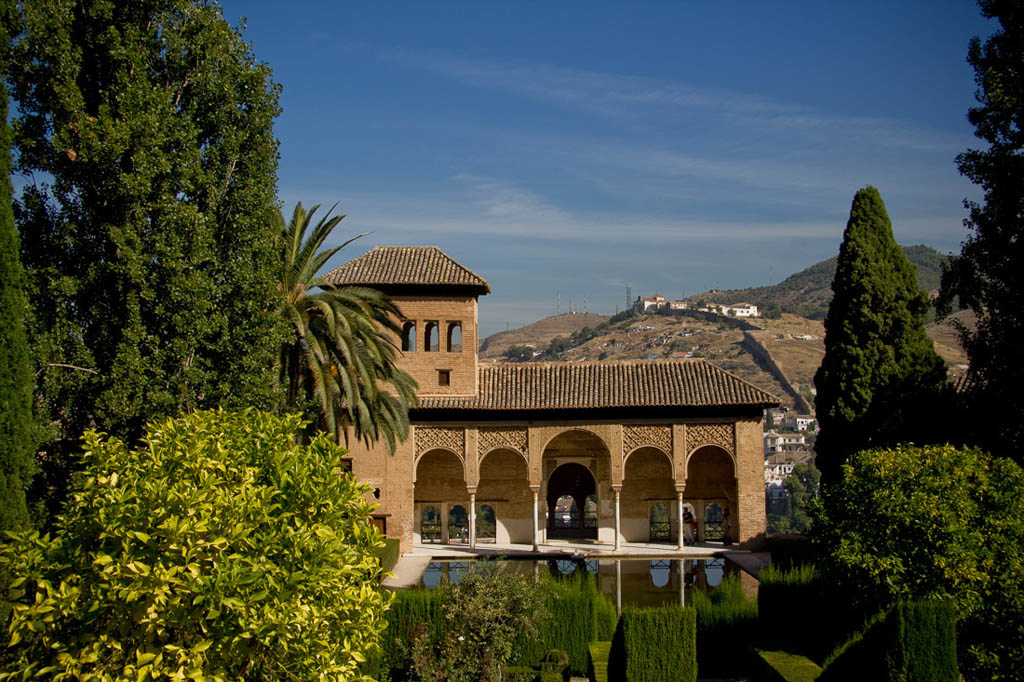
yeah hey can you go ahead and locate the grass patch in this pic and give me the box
[588,641,611,682]
[757,650,822,682]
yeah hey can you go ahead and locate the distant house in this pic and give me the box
[668,300,689,310]
[784,414,817,431]
[764,431,807,454]
[633,293,668,313]
[698,302,760,318]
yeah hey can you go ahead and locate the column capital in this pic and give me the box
[467,486,478,495]
[675,484,686,494]
[611,484,623,493]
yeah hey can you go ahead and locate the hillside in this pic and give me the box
[479,312,609,358]
[690,244,948,319]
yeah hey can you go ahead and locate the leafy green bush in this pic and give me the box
[691,575,759,677]
[812,444,1024,680]
[608,606,697,682]
[817,601,958,682]
[411,564,548,682]
[0,409,390,681]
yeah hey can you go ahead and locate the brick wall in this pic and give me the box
[391,295,479,397]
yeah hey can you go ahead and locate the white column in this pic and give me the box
[531,487,540,552]
[679,558,685,607]
[677,489,685,550]
[613,486,622,551]
[615,559,622,614]
[469,492,477,549]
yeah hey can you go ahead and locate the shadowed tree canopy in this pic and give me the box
[938,0,1024,462]
[0,8,36,531]
[6,1,284,466]
[814,186,946,484]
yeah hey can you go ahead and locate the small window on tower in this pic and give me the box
[438,369,451,386]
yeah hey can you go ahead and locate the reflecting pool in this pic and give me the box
[414,557,750,610]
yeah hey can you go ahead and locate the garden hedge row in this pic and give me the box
[818,600,958,682]
[607,605,697,682]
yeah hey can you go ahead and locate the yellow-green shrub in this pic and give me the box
[0,409,390,681]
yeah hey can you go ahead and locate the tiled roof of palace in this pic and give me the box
[324,246,490,293]
[418,360,779,410]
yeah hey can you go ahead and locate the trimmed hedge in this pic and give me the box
[375,537,401,573]
[756,650,822,682]
[758,564,865,663]
[818,600,958,682]
[513,572,617,675]
[608,606,697,682]
[691,574,759,678]
[363,588,445,680]
[589,641,611,682]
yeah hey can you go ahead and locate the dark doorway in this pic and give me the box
[547,463,597,539]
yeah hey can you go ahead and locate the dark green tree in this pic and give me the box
[813,187,946,484]
[938,0,1024,462]
[503,345,534,363]
[0,8,36,531]
[6,0,284,511]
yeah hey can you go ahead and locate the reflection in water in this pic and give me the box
[649,559,671,588]
[414,557,745,611]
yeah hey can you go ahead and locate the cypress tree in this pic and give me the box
[6,1,284,453]
[0,5,36,531]
[813,187,946,484]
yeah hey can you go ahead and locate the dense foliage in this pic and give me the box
[0,12,35,532]
[813,187,946,483]
[811,444,1024,680]
[0,409,390,680]
[608,605,697,682]
[371,568,616,681]
[513,571,618,674]
[6,0,285,508]
[410,565,548,682]
[276,202,416,452]
[767,463,820,534]
[938,0,1024,463]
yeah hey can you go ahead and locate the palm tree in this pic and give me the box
[276,202,417,454]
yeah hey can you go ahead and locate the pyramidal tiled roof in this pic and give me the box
[324,246,490,293]
[418,360,779,410]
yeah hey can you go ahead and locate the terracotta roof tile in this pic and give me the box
[324,246,490,293]
[419,359,779,410]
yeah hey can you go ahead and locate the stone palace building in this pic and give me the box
[327,246,778,554]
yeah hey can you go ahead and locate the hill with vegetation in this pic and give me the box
[478,312,609,358]
[690,244,948,319]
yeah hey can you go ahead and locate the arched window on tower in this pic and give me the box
[425,321,439,352]
[401,321,416,352]
[447,322,462,352]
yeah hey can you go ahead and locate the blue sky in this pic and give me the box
[221,1,994,336]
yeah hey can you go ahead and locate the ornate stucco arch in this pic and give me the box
[413,447,464,483]
[540,426,611,456]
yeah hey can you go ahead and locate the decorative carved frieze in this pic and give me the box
[623,424,672,454]
[687,423,734,454]
[477,426,528,456]
[415,426,465,458]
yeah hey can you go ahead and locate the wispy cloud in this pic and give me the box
[383,50,967,153]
